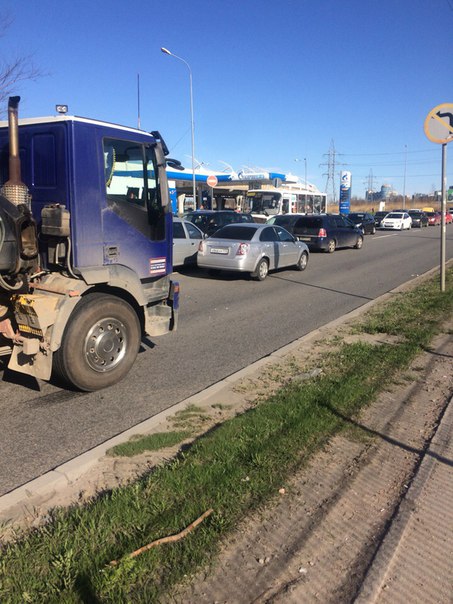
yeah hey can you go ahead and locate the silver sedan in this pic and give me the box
[197,223,309,281]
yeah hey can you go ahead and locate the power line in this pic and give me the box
[345,160,440,167]
[341,149,438,157]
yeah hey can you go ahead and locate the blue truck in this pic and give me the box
[0,97,179,391]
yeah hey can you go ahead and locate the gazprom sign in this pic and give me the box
[339,171,351,214]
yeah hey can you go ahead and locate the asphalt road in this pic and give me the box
[0,226,452,496]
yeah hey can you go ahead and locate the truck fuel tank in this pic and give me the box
[41,204,70,237]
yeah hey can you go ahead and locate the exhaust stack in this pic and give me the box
[1,96,31,207]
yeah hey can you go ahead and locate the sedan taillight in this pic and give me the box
[236,243,250,256]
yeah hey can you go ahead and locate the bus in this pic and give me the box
[244,186,327,223]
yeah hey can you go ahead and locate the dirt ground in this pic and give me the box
[166,322,453,604]
[1,306,452,604]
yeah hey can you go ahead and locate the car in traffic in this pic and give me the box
[346,212,376,234]
[407,210,428,228]
[268,213,363,253]
[172,217,204,268]
[426,211,441,226]
[183,210,254,236]
[444,211,452,225]
[373,211,389,227]
[380,212,412,230]
[197,223,309,281]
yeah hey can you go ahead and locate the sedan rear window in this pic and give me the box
[213,226,257,240]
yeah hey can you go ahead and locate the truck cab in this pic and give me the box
[0,101,179,391]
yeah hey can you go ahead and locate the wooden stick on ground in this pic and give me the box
[110,508,214,566]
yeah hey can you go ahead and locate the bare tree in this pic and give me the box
[0,11,44,114]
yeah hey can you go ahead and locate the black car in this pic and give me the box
[183,210,254,236]
[269,213,363,253]
[346,212,376,235]
[408,210,428,228]
[373,211,388,227]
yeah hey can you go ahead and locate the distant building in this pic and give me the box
[366,183,396,202]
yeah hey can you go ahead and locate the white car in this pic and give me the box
[173,217,204,268]
[380,212,412,230]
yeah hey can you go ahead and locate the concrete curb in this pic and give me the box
[0,262,450,520]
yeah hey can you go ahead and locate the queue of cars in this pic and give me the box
[173,207,449,281]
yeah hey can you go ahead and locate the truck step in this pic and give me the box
[145,304,172,336]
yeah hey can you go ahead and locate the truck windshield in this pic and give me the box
[246,192,281,215]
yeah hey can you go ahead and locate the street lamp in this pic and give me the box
[295,157,308,212]
[402,144,407,210]
[161,47,196,208]
[304,157,308,212]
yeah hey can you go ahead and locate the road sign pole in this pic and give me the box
[440,143,447,292]
[423,102,453,292]
[206,175,218,208]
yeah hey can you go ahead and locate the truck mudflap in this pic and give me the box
[7,293,61,380]
[144,280,179,337]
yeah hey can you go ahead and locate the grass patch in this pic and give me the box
[1,268,452,603]
[107,431,192,457]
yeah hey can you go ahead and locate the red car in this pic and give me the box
[426,211,441,226]
[444,211,453,225]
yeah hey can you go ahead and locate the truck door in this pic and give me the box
[103,137,171,279]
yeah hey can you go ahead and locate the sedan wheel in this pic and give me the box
[296,251,309,271]
[252,258,269,281]
[326,239,336,253]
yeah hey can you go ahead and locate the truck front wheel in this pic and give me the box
[53,293,141,391]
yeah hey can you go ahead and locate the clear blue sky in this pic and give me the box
[2,0,453,198]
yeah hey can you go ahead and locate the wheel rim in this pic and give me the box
[259,261,268,279]
[84,317,127,372]
[299,253,307,269]
[357,237,363,248]
[328,240,335,252]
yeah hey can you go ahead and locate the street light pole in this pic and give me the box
[161,47,196,208]
[304,157,307,213]
[402,144,407,210]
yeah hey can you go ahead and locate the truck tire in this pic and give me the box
[53,293,141,391]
